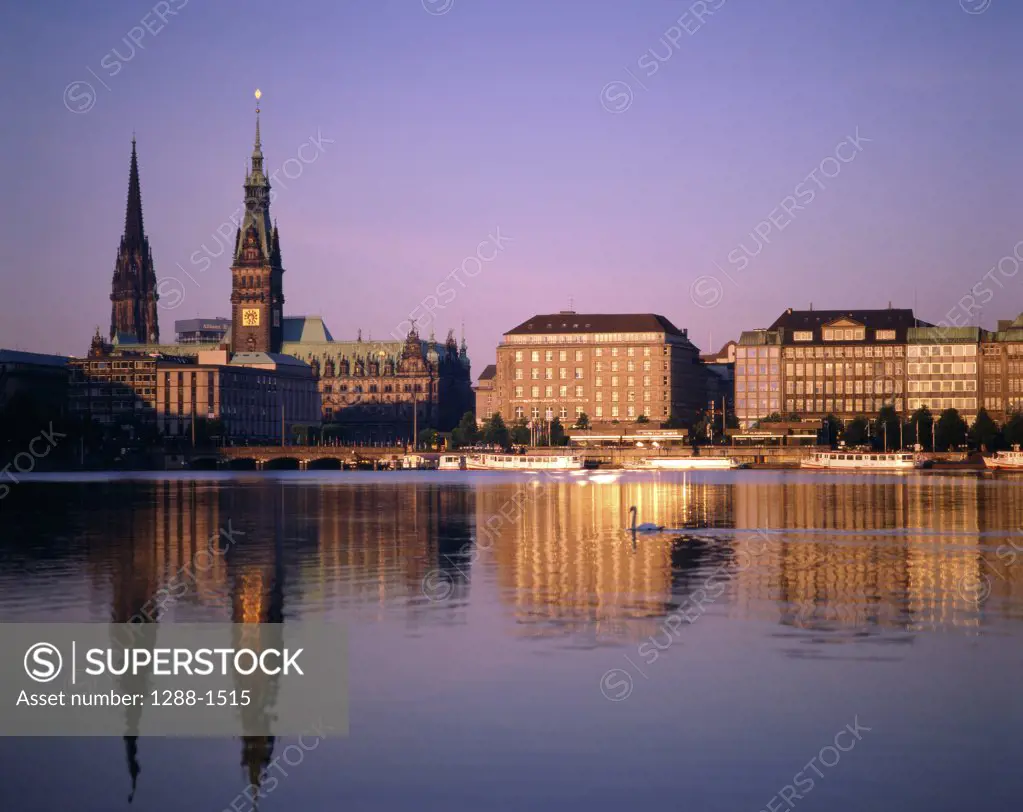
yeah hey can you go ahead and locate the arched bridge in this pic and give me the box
[187,446,411,470]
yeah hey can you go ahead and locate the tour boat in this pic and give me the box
[438,454,466,470]
[983,447,1023,471]
[464,453,584,471]
[801,450,928,471]
[629,457,743,470]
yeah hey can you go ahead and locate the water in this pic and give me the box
[1,470,1021,811]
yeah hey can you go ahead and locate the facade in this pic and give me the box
[474,364,497,424]
[110,138,159,344]
[175,318,231,345]
[736,308,922,428]
[69,333,319,442]
[0,349,70,417]
[492,312,706,427]
[906,327,981,423]
[978,315,1023,423]
[229,99,285,355]
[700,341,736,419]
[300,326,473,443]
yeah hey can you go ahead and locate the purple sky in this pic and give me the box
[2,0,1021,368]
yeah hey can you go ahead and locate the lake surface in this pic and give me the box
[1,470,1021,811]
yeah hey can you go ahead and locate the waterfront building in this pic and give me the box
[979,314,1023,422]
[491,312,706,428]
[474,364,498,424]
[736,307,923,428]
[906,326,981,423]
[110,137,160,344]
[0,349,70,417]
[700,340,736,419]
[69,332,320,442]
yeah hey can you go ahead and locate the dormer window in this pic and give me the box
[876,329,896,341]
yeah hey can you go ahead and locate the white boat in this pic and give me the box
[438,454,466,470]
[630,457,742,470]
[464,453,584,471]
[801,450,927,471]
[399,454,436,470]
[983,447,1023,470]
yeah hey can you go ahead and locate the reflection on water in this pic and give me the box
[1,471,1022,811]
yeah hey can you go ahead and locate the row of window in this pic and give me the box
[907,398,979,411]
[907,362,978,375]
[511,385,664,401]
[512,346,668,363]
[781,380,901,395]
[910,380,978,393]
[783,345,903,359]
[906,345,978,358]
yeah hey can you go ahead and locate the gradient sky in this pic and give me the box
[2,0,1021,368]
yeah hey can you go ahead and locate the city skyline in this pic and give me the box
[3,0,1022,364]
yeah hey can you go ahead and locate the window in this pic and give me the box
[515,351,523,362]
[560,368,568,380]
[559,386,568,397]
[531,351,540,362]
[559,350,567,361]
[876,329,896,341]
[575,350,583,361]
[545,351,554,361]
[515,369,523,380]
[794,331,813,341]
[575,367,583,379]
[531,369,539,380]
[545,368,553,379]
[531,386,539,397]
[515,406,524,419]
[515,386,523,397]
[575,386,584,397]
[545,386,553,397]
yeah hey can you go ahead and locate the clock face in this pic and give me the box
[242,308,260,327]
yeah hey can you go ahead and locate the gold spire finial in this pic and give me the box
[254,88,262,111]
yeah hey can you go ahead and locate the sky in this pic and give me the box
[1,0,1022,368]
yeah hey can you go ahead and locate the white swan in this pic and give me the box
[628,506,664,533]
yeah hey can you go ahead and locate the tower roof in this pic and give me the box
[123,136,145,248]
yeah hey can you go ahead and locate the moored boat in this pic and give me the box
[983,447,1023,470]
[801,450,928,471]
[438,454,466,470]
[464,453,584,471]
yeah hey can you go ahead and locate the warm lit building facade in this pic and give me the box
[979,315,1023,422]
[906,327,981,422]
[737,308,922,428]
[474,364,497,424]
[492,312,706,427]
[69,334,320,442]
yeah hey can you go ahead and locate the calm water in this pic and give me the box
[1,470,1021,811]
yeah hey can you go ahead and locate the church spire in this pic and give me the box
[110,137,159,344]
[124,135,145,249]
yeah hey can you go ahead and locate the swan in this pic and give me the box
[628,506,664,533]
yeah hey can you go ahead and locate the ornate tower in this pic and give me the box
[230,90,285,354]
[110,137,159,343]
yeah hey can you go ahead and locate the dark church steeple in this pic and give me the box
[110,136,159,343]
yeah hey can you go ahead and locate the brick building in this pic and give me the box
[490,312,706,428]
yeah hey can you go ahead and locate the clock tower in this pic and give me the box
[230,90,284,355]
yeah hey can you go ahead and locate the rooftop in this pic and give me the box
[505,312,689,337]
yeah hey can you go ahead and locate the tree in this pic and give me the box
[450,411,480,448]
[819,414,842,447]
[574,412,590,430]
[969,408,1000,451]
[636,414,650,424]
[510,419,530,447]
[873,405,902,451]
[1003,411,1023,449]
[483,412,511,449]
[843,416,869,447]
[549,417,568,446]
[907,407,933,451]
[418,428,440,449]
[935,408,968,451]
